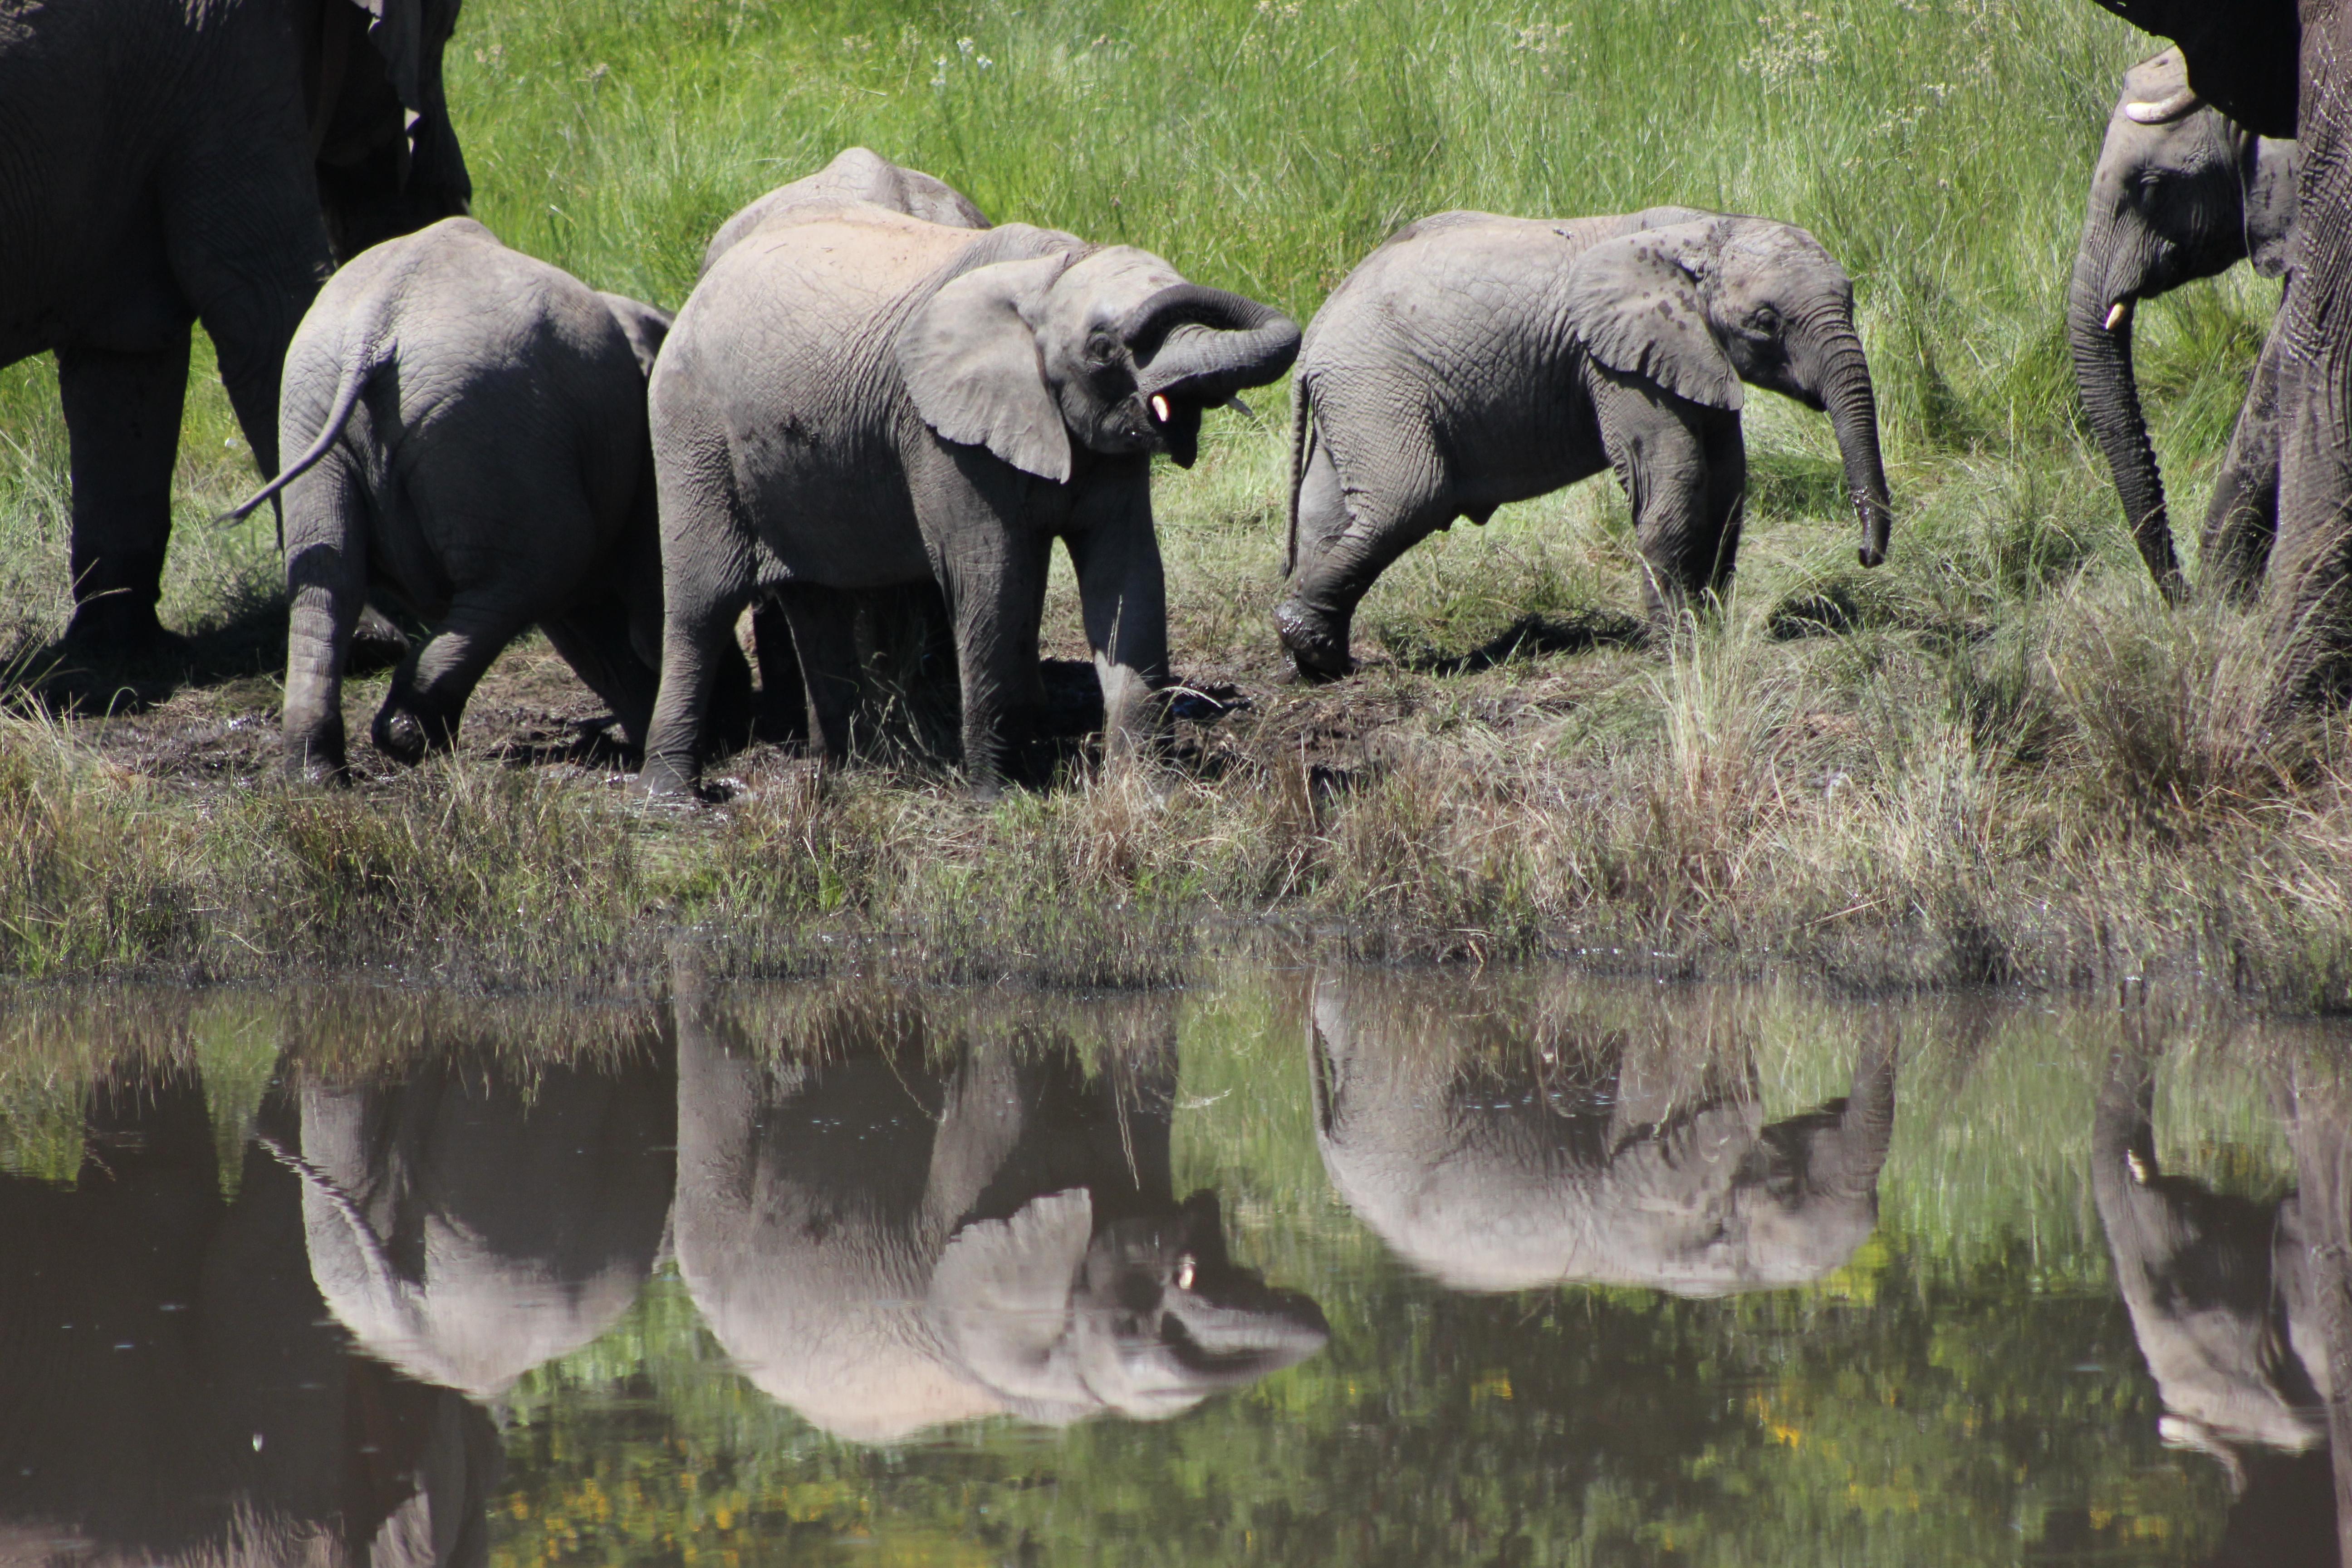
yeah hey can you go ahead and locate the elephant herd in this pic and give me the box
[0,975,1906,1564]
[15,0,2352,797]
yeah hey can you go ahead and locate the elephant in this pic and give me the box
[262,1033,678,1402]
[2091,0,2352,719]
[701,145,993,277]
[0,1059,501,1565]
[2089,1043,2346,1565]
[0,0,470,655]
[2070,48,2298,601]
[637,204,1301,794]
[699,148,992,746]
[1275,209,1894,678]
[671,979,1329,1442]
[221,217,702,779]
[1303,970,1897,1296]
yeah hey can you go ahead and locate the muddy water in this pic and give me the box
[2,969,2349,1566]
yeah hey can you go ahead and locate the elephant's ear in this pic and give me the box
[1566,232,1743,412]
[926,1188,1095,1414]
[600,294,673,378]
[347,0,437,112]
[896,254,1075,483]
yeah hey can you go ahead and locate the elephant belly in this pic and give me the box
[730,431,936,590]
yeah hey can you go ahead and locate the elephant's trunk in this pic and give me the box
[1814,320,1896,570]
[1815,1036,1899,1203]
[1125,284,1303,406]
[2069,236,2186,598]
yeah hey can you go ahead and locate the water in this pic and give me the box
[1,965,2347,1566]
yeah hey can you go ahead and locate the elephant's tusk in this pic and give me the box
[1150,393,1171,424]
[2105,299,2133,332]
[2123,87,2201,125]
[1175,1254,1196,1291]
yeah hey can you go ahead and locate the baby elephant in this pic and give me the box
[227,218,680,779]
[1278,210,1896,677]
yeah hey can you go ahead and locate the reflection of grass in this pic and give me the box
[3,0,2342,1001]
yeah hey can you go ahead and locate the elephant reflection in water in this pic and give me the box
[673,984,1330,1443]
[266,1033,678,1401]
[2091,1044,2352,1566]
[0,1062,501,1566]
[1306,972,1897,1295]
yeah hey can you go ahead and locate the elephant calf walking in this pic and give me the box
[1276,210,1895,678]
[228,218,701,780]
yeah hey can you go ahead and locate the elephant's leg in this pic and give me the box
[55,333,191,652]
[1696,409,1749,602]
[279,458,368,781]
[542,596,661,751]
[1594,370,1718,632]
[771,583,862,765]
[2199,317,2287,605]
[942,529,1052,792]
[1276,426,1450,680]
[371,598,527,764]
[749,598,808,745]
[1065,475,1170,761]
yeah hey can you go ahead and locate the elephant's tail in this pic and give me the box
[216,339,386,525]
[1284,373,1313,578]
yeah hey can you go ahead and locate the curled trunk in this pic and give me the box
[1817,327,1896,570]
[2069,242,2186,598]
[1815,1036,1899,1204]
[1123,284,1302,405]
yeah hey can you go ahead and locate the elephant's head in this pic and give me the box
[897,235,1302,480]
[1307,972,1898,1296]
[299,0,475,260]
[926,1187,1331,1425]
[2068,48,2297,595]
[1568,216,1895,567]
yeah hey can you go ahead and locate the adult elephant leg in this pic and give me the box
[771,583,862,765]
[2199,314,2288,604]
[56,334,191,653]
[1065,468,1169,761]
[543,595,661,751]
[371,598,527,764]
[1593,368,1717,633]
[280,457,368,781]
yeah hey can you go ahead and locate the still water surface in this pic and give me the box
[2,967,2348,1565]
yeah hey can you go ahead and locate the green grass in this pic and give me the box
[4,0,2347,1002]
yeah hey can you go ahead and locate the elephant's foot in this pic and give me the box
[370,703,456,766]
[1273,599,1355,682]
[282,740,353,787]
[637,751,701,800]
[348,607,411,677]
[60,593,179,667]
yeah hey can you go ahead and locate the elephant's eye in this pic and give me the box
[1747,305,1781,334]
[1085,328,1121,369]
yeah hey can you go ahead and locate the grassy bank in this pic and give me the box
[3,0,2347,1003]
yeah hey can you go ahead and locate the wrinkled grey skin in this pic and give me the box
[2069,48,2298,601]
[699,150,992,745]
[269,1041,677,1403]
[1306,971,1897,1296]
[0,1064,500,1566]
[672,981,1329,1442]
[702,146,993,277]
[640,205,1300,794]
[1278,210,1893,676]
[0,0,470,653]
[2090,1044,2352,1563]
[225,219,683,780]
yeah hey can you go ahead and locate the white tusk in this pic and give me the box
[1175,1254,1196,1291]
[1149,393,1170,423]
[2105,300,2132,331]
[2123,87,2201,125]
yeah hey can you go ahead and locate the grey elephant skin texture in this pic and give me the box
[1276,209,1894,678]
[226,218,684,780]
[1306,970,1896,1296]
[0,1063,501,1566]
[273,1035,677,1404]
[672,983,1329,1442]
[2095,0,2352,719]
[638,204,1300,795]
[2090,1046,2345,1564]
[2068,48,2296,601]
[698,149,993,745]
[0,0,470,654]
